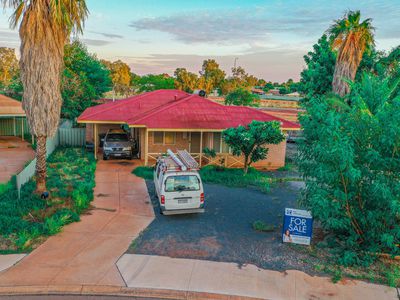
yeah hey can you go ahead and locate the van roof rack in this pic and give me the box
[177,150,199,170]
[165,149,199,171]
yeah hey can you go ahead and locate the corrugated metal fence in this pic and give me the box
[16,130,60,198]
[15,122,86,198]
[59,127,86,146]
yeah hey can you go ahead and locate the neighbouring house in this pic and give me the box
[0,94,32,142]
[77,89,300,169]
[259,108,304,123]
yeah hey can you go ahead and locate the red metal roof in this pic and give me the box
[78,89,300,130]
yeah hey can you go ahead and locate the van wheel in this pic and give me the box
[103,155,108,161]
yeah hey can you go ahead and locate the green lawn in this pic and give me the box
[133,165,270,193]
[0,147,96,252]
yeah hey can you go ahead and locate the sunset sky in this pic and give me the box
[0,0,399,82]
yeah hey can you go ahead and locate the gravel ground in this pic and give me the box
[128,179,321,275]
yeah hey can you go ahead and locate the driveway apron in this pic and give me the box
[0,159,154,287]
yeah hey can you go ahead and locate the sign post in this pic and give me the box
[282,208,313,245]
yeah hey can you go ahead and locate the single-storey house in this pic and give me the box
[77,89,300,169]
[0,94,32,142]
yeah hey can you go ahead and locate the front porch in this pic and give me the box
[86,124,287,170]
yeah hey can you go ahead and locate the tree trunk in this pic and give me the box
[35,135,47,194]
[332,45,363,97]
[243,155,249,175]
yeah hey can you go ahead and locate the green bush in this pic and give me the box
[132,166,154,180]
[298,72,400,265]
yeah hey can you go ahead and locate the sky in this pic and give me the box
[0,0,399,82]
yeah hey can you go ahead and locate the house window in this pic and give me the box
[212,132,222,153]
[164,132,176,145]
[153,132,163,144]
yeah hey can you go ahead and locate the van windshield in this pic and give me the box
[165,175,200,192]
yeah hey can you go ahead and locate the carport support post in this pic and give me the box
[94,124,98,160]
[13,117,16,136]
[20,118,24,141]
[144,128,148,166]
[199,131,203,167]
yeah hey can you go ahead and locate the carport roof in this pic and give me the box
[0,94,25,117]
[77,89,300,130]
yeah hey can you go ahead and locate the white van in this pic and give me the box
[154,149,205,215]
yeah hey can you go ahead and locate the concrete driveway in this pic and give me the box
[0,137,34,183]
[0,159,154,286]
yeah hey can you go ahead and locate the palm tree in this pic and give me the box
[328,10,375,97]
[2,0,88,193]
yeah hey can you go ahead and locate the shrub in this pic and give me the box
[132,166,154,180]
[298,73,400,265]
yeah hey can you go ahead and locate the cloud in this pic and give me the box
[0,29,19,48]
[129,9,330,45]
[82,38,112,46]
[88,31,124,39]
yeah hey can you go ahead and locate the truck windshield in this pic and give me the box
[106,134,129,141]
[165,175,200,192]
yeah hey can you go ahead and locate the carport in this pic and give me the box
[0,94,33,143]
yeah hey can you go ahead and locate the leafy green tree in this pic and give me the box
[0,47,19,91]
[199,59,226,94]
[101,59,132,96]
[62,41,111,120]
[225,88,260,107]
[133,74,175,92]
[174,68,199,93]
[299,35,336,97]
[223,121,285,174]
[298,72,400,265]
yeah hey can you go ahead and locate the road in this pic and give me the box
[0,296,166,300]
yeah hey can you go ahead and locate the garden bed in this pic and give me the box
[0,147,96,253]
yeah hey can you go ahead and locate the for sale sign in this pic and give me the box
[282,208,313,245]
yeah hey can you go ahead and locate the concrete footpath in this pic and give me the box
[117,254,397,300]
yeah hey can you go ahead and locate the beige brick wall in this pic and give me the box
[148,131,191,154]
[145,130,286,170]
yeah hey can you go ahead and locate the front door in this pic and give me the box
[190,132,201,153]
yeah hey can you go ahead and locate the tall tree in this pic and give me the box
[3,0,88,193]
[62,40,111,120]
[0,47,19,90]
[299,35,336,97]
[101,59,132,97]
[174,68,199,93]
[328,10,375,96]
[199,59,225,94]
